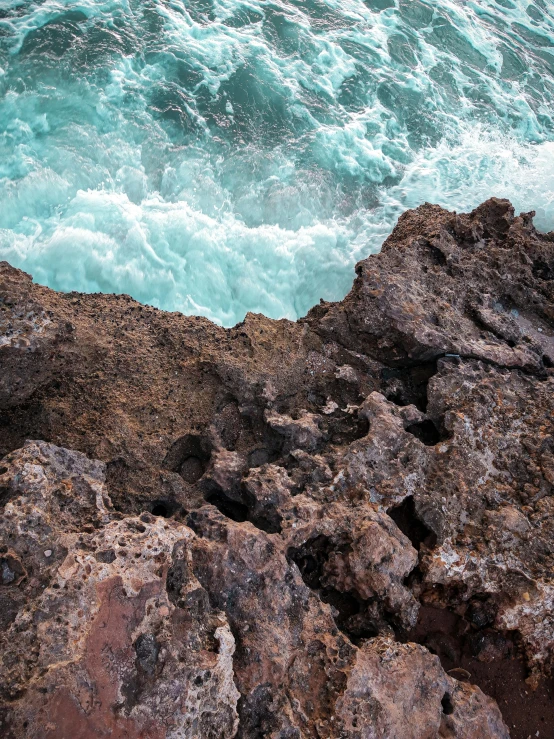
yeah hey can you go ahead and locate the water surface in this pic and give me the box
[1,0,553,324]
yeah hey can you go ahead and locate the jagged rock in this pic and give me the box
[0,442,239,738]
[285,497,420,633]
[336,638,508,739]
[3,197,554,736]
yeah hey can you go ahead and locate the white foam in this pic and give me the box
[0,0,553,324]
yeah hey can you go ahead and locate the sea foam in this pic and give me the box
[1,0,553,324]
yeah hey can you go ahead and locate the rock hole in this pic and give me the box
[206,491,248,522]
[202,477,282,533]
[179,456,206,484]
[466,596,497,629]
[382,360,439,413]
[288,536,380,643]
[246,427,285,468]
[291,550,321,589]
[533,259,554,281]
[388,496,437,550]
[151,503,169,517]
[543,355,553,369]
[385,391,408,407]
[95,549,116,564]
[149,498,180,518]
[0,467,7,476]
[248,509,282,535]
[441,693,454,715]
[426,242,448,267]
[163,434,212,484]
[321,588,379,642]
[405,419,442,446]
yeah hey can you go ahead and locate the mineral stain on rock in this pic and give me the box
[1,199,554,737]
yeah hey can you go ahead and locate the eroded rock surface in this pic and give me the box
[2,198,553,737]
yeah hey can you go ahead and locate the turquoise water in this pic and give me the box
[1,0,553,325]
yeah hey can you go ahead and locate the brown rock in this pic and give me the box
[0,443,239,738]
[4,197,552,736]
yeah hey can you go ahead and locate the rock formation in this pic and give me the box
[1,198,554,738]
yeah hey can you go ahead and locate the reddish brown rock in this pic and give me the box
[337,638,508,739]
[0,442,239,739]
[4,197,554,737]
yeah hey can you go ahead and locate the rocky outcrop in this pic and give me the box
[1,198,554,737]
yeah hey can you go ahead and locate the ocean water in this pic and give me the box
[0,0,553,325]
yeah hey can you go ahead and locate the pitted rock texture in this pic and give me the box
[0,442,505,739]
[2,198,554,737]
[0,442,239,739]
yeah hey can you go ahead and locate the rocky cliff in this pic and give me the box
[1,198,554,738]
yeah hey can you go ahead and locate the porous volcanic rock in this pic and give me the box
[1,198,554,737]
